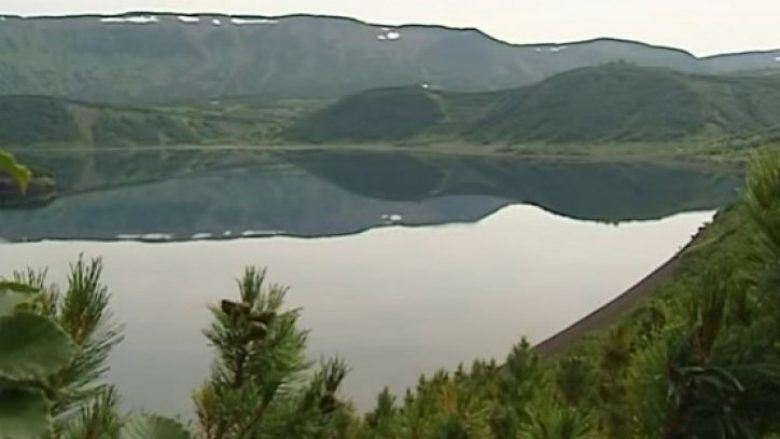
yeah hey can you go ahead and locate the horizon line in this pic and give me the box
[1,10,778,59]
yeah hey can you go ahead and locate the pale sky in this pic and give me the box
[2,0,778,56]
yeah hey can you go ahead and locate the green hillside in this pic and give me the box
[288,65,780,146]
[287,87,446,142]
[0,96,81,145]
[471,65,780,142]
[0,13,778,103]
[0,95,321,147]
[4,65,780,158]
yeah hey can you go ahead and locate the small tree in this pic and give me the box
[193,267,351,438]
[0,256,126,439]
[1,262,352,438]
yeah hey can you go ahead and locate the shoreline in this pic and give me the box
[533,223,704,355]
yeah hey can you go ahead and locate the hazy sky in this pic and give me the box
[2,0,777,56]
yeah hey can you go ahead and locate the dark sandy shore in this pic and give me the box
[533,226,702,355]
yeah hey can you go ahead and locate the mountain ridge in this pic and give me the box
[4,11,777,60]
[0,13,778,104]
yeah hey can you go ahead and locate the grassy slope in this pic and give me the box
[0,95,324,148]
[287,87,447,142]
[288,65,780,149]
[0,96,82,145]
[4,65,780,168]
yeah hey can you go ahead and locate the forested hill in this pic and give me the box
[288,64,780,144]
[0,95,316,147]
[2,65,779,150]
[0,13,778,103]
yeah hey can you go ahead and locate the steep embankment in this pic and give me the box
[533,222,702,355]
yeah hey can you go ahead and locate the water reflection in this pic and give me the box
[0,150,739,241]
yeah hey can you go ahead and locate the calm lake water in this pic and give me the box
[0,151,739,415]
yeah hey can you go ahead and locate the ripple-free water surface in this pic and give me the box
[0,204,712,414]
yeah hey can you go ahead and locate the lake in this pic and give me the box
[0,150,740,415]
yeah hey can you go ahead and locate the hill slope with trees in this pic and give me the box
[287,64,780,145]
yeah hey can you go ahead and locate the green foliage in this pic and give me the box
[37,257,124,418]
[0,387,50,439]
[0,312,73,380]
[0,149,31,192]
[0,280,39,315]
[193,267,352,438]
[518,397,596,439]
[58,387,123,439]
[119,414,191,439]
[0,281,70,439]
[0,96,80,146]
[0,258,130,438]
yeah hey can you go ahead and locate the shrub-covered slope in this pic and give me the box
[287,87,446,142]
[288,65,780,144]
[0,95,316,147]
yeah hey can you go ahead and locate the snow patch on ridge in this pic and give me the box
[100,15,159,24]
[230,17,278,25]
[177,15,200,23]
[377,30,401,41]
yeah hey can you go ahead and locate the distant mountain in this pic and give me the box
[0,13,778,103]
[287,64,780,143]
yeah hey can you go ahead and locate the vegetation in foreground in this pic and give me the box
[4,152,780,438]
